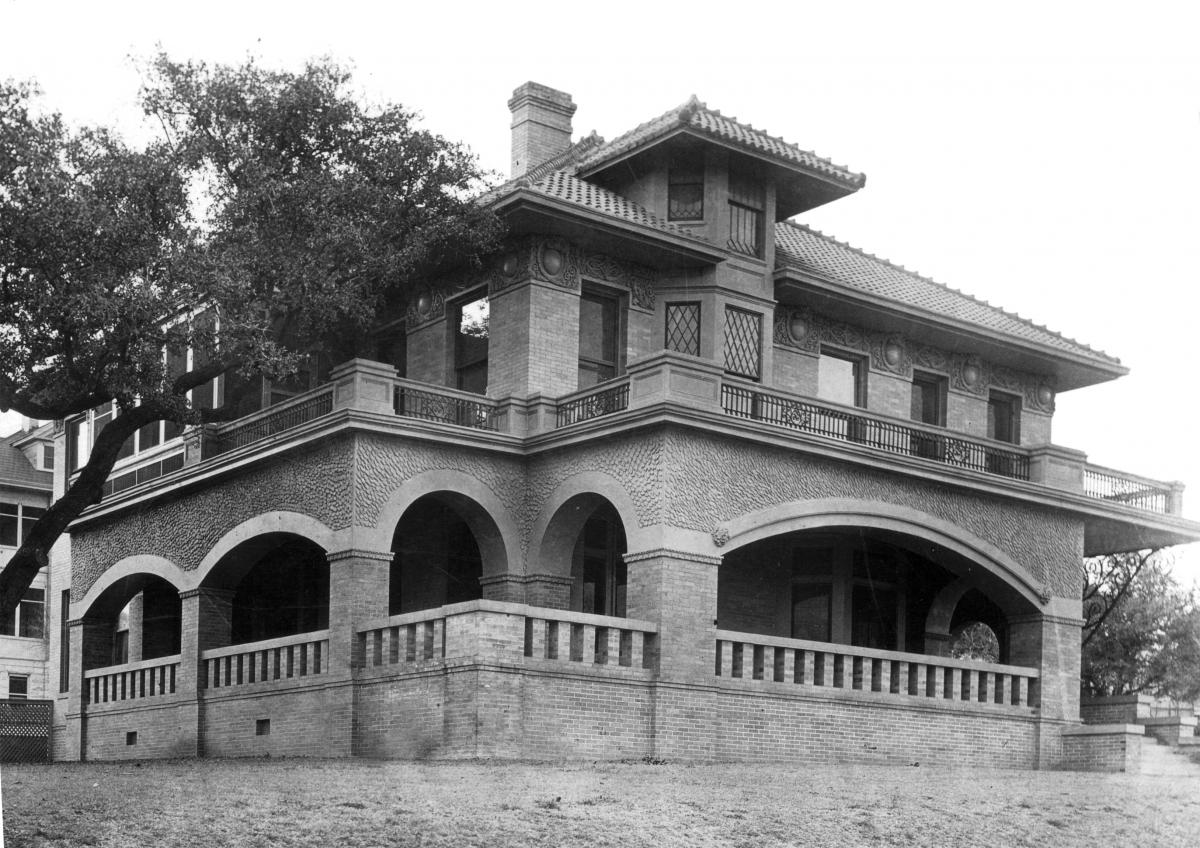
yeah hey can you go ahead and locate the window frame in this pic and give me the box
[723,306,763,381]
[911,370,948,427]
[0,502,46,550]
[664,301,702,358]
[7,674,29,699]
[667,152,705,222]
[1,585,45,639]
[453,289,490,395]
[817,347,868,409]
[577,286,626,389]
[987,391,1022,445]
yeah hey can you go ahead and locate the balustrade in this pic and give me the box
[556,379,630,427]
[84,655,180,705]
[522,609,656,670]
[715,630,1038,709]
[201,632,329,690]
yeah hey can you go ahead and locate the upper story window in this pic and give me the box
[0,502,45,548]
[723,306,762,381]
[578,289,623,388]
[1,587,44,639]
[727,168,764,258]
[454,292,489,395]
[68,401,191,473]
[988,391,1021,444]
[665,302,701,357]
[668,153,704,221]
[911,372,947,427]
[817,348,866,408]
[41,444,54,470]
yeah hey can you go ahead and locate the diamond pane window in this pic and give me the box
[665,302,701,357]
[668,153,704,221]
[723,307,761,380]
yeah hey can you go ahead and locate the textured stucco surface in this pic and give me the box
[71,436,356,598]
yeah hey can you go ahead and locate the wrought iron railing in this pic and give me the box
[206,388,335,457]
[721,383,1031,481]
[556,380,630,427]
[394,383,498,431]
[727,201,763,257]
[1084,465,1173,514]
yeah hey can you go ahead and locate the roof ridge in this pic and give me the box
[776,221,1119,363]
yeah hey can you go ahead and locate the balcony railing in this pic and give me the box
[557,379,630,428]
[205,387,335,457]
[394,380,498,431]
[722,383,1031,481]
[102,451,185,497]
[1084,464,1175,515]
[715,630,1039,710]
[201,631,329,690]
[83,655,180,705]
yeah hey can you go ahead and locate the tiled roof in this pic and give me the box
[575,97,865,188]
[529,171,688,236]
[774,222,1120,364]
[0,430,52,490]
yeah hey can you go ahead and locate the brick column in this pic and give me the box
[625,548,720,684]
[65,618,114,761]
[177,587,234,758]
[1009,610,1083,768]
[126,593,144,663]
[326,549,393,675]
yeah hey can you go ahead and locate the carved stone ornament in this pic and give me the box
[406,286,448,328]
[951,354,987,395]
[52,419,66,435]
[532,237,580,289]
[1028,381,1056,414]
[773,307,812,349]
[869,333,911,376]
[910,342,949,373]
[581,250,657,310]
[711,525,730,547]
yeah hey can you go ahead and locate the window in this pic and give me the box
[42,444,55,470]
[791,548,833,642]
[1,587,45,639]
[578,290,622,388]
[911,372,947,426]
[728,168,764,257]
[59,590,70,693]
[817,349,866,408]
[8,674,28,699]
[454,293,489,395]
[665,302,701,357]
[723,307,761,380]
[668,153,704,221]
[1,502,44,548]
[987,392,1020,444]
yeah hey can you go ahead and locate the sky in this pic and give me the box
[2,0,1198,580]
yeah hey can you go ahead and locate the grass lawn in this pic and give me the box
[3,758,1199,847]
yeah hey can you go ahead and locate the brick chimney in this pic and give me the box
[508,82,576,178]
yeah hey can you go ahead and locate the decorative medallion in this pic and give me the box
[1028,381,1056,414]
[868,332,910,376]
[532,237,580,289]
[951,354,987,395]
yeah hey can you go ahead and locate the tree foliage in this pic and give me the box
[0,55,501,618]
[1081,549,1200,702]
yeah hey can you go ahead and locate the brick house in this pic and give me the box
[48,83,1200,767]
[1,424,54,701]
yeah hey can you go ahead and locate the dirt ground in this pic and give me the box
[2,758,1198,847]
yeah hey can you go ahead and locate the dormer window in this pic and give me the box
[668,153,704,221]
[728,168,764,257]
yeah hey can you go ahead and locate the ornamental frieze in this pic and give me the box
[909,342,949,373]
[868,333,911,376]
[580,250,657,310]
[531,237,580,290]
[951,354,987,396]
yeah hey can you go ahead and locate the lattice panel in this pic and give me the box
[723,307,761,379]
[665,303,701,357]
[0,699,51,762]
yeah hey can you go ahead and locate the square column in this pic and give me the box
[65,618,113,761]
[1009,609,1083,768]
[624,549,720,684]
[326,549,393,677]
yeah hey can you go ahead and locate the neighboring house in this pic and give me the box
[48,83,1200,768]
[1,423,54,700]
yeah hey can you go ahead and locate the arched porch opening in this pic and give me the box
[80,574,182,669]
[537,493,629,617]
[717,526,1037,663]
[390,494,496,614]
[201,532,329,645]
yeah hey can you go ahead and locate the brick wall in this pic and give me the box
[1061,725,1143,772]
[83,699,198,761]
[201,681,352,758]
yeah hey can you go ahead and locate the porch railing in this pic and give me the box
[103,451,186,497]
[715,630,1039,709]
[523,608,657,670]
[358,611,446,669]
[1083,463,1174,515]
[556,378,630,428]
[205,387,335,457]
[84,655,180,705]
[201,631,329,690]
[721,383,1031,481]
[394,379,498,431]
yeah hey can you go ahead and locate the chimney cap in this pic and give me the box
[508,82,576,117]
